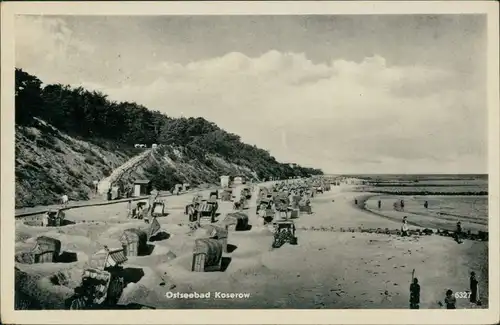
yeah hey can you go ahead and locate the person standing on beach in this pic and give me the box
[409,278,420,309]
[378,200,381,209]
[127,200,132,218]
[470,272,479,304]
[424,200,429,209]
[401,217,409,237]
[455,222,463,243]
[400,199,405,210]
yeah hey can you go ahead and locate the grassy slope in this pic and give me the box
[124,145,258,187]
[15,118,138,208]
[16,119,267,208]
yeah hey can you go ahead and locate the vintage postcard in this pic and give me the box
[1,1,499,324]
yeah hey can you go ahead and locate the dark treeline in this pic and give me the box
[15,68,323,180]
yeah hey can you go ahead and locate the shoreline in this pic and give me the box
[350,191,488,233]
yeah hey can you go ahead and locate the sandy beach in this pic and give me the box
[15,183,489,309]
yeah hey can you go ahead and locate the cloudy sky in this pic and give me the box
[15,14,487,174]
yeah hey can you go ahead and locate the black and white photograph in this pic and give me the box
[1,1,499,324]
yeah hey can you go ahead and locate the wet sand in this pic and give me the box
[15,184,489,309]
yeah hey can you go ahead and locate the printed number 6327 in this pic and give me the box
[454,292,471,299]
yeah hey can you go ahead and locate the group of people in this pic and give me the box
[392,199,405,211]
[409,272,480,309]
[376,199,429,210]
[401,217,465,242]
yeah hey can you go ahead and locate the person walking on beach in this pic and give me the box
[401,216,409,237]
[354,198,358,205]
[455,221,463,243]
[400,199,405,210]
[378,200,381,209]
[409,278,420,309]
[470,272,479,304]
[424,200,429,209]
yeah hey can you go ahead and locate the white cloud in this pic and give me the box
[15,16,487,173]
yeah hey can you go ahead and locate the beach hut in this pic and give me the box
[71,246,127,308]
[32,236,61,263]
[275,193,290,212]
[89,246,128,270]
[299,199,312,214]
[208,190,219,202]
[233,176,244,185]
[202,224,229,253]
[45,209,65,227]
[220,175,230,188]
[151,200,166,217]
[223,212,249,231]
[78,268,114,306]
[241,187,252,200]
[131,201,149,220]
[220,189,232,201]
[120,229,148,257]
[133,180,151,197]
[291,195,301,209]
[185,203,198,222]
[191,238,223,272]
[198,201,217,225]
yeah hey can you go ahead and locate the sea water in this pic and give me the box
[359,175,488,232]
